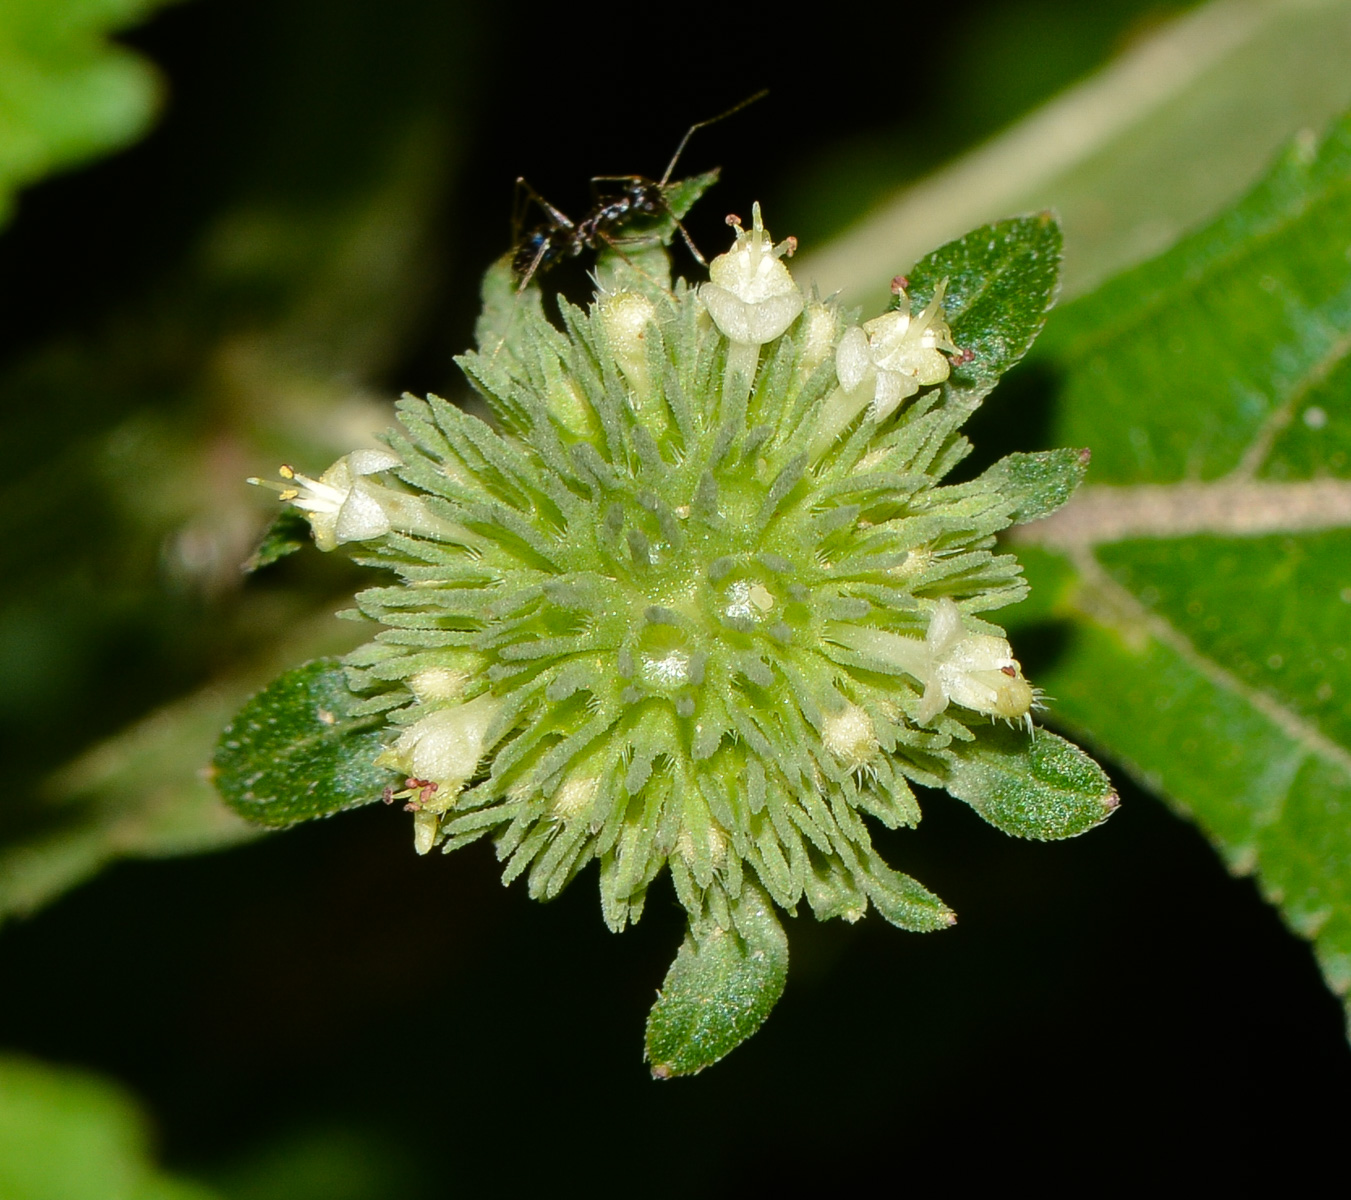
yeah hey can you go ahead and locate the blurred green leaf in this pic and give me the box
[0,0,179,228]
[801,0,1351,311]
[243,510,311,574]
[645,883,788,1079]
[214,658,398,827]
[204,1126,426,1200]
[0,615,365,927]
[1010,111,1351,1028]
[0,1055,218,1200]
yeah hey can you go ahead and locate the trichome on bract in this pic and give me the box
[219,185,1116,1078]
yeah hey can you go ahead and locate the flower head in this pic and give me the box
[222,201,1112,1075]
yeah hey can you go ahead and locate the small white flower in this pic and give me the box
[381,692,504,815]
[836,279,959,421]
[920,598,1033,727]
[274,449,401,551]
[833,597,1034,730]
[701,203,803,346]
[254,448,468,552]
[701,204,803,395]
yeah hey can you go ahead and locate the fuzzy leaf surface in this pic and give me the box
[978,448,1091,524]
[214,658,397,827]
[904,212,1062,406]
[1012,111,1351,1026]
[645,884,788,1078]
[944,725,1118,840]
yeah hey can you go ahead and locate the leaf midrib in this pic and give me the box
[1068,549,1351,780]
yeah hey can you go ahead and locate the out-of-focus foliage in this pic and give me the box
[801,0,1351,312]
[0,0,178,228]
[0,0,469,926]
[0,1055,217,1200]
[1009,111,1351,1029]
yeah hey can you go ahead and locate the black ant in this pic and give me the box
[508,90,767,292]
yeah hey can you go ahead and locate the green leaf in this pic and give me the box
[0,1055,218,1200]
[906,213,1062,407]
[214,658,398,828]
[645,883,788,1078]
[242,509,312,573]
[978,448,1092,524]
[1013,111,1351,1026]
[0,0,179,229]
[944,725,1118,840]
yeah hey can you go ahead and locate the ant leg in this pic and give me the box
[658,88,769,184]
[515,236,552,295]
[592,231,668,289]
[669,213,706,266]
[606,203,708,267]
[512,177,574,241]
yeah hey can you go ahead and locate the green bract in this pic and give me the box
[217,192,1116,1075]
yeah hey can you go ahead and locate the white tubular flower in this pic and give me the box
[257,448,466,552]
[383,692,503,818]
[701,203,803,392]
[811,280,959,461]
[921,598,1033,727]
[840,279,959,421]
[833,597,1034,730]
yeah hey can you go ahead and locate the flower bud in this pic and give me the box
[598,289,657,405]
[382,692,503,806]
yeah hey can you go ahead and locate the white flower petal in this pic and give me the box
[347,448,402,476]
[835,326,872,392]
[335,482,393,543]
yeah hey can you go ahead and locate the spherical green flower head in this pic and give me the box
[229,200,1115,1075]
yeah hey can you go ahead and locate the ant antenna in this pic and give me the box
[658,89,769,186]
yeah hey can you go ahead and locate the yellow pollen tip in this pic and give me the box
[278,464,295,479]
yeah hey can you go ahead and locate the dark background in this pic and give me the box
[1,0,1348,1193]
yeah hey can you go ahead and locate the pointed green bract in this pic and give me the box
[645,883,788,1078]
[943,725,1118,840]
[214,659,398,827]
[977,449,1091,525]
